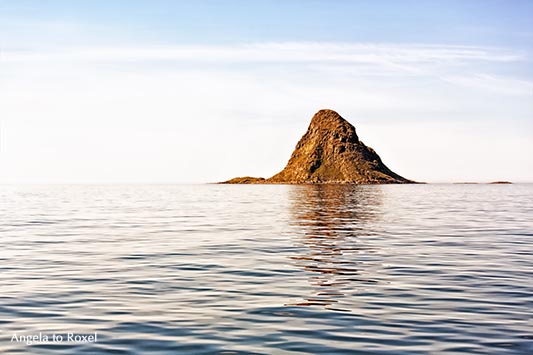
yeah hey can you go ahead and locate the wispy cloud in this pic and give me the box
[2,42,522,65]
[441,74,533,96]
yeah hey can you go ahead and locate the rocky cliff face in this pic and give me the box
[223,109,413,184]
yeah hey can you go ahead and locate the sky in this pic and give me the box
[1,0,532,183]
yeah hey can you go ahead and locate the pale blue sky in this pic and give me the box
[1,0,532,182]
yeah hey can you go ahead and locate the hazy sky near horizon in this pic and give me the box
[1,0,532,183]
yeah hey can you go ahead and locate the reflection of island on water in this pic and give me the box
[287,184,383,312]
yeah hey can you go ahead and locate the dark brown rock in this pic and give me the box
[222,109,414,184]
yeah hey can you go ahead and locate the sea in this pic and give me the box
[0,184,532,354]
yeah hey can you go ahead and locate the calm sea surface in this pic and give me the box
[0,184,532,354]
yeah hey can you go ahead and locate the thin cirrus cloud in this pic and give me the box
[4,42,528,94]
[3,42,522,65]
[3,42,530,105]
[441,74,533,96]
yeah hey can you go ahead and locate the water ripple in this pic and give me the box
[0,184,532,354]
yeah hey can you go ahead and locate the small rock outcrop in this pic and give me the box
[224,176,266,184]
[222,109,414,184]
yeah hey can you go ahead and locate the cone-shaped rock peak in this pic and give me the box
[309,109,358,139]
[223,109,414,184]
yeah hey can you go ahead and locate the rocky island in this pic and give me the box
[223,109,415,184]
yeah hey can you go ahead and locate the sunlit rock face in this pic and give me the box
[223,109,414,184]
